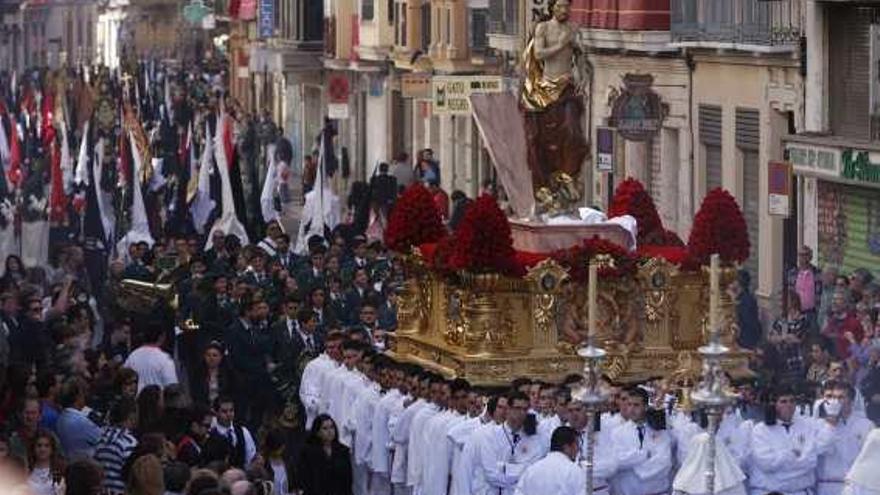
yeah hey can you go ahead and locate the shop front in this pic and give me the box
[786,136,880,274]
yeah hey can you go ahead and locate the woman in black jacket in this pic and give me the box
[295,414,352,495]
[188,341,236,407]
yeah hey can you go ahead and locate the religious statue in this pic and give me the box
[521,0,589,214]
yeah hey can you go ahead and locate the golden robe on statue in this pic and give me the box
[520,38,589,191]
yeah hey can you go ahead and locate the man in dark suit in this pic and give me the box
[122,242,154,281]
[342,237,370,285]
[296,246,327,293]
[344,267,374,321]
[326,276,351,326]
[224,293,274,430]
[275,234,298,274]
[369,162,398,211]
[270,294,305,366]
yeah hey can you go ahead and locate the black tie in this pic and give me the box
[306,336,314,353]
[637,425,645,448]
[512,433,520,445]
[783,423,792,433]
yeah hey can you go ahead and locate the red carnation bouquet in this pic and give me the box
[686,187,750,266]
[609,178,664,245]
[551,236,638,281]
[450,194,517,274]
[385,183,446,253]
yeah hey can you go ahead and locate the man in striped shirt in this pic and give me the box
[94,398,139,495]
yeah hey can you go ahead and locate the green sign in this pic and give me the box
[842,149,880,185]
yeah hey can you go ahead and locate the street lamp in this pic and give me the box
[572,258,609,495]
[690,253,737,495]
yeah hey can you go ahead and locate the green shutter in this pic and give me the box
[817,180,880,277]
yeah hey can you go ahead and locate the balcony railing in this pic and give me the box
[671,0,803,47]
[488,0,519,36]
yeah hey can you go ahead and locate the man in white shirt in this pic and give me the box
[123,325,178,394]
[390,372,432,495]
[514,426,584,495]
[610,387,673,495]
[478,391,548,495]
[210,396,257,469]
[750,387,824,495]
[406,376,448,494]
[370,363,408,495]
[450,393,508,495]
[421,379,472,495]
[815,381,875,495]
[299,330,345,429]
[347,351,381,495]
[567,398,617,495]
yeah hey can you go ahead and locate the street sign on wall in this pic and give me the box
[432,76,504,115]
[596,127,614,172]
[401,74,432,99]
[768,160,792,217]
[259,0,274,38]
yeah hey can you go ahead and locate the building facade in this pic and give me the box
[1,0,97,72]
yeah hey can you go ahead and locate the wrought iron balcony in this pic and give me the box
[671,0,803,49]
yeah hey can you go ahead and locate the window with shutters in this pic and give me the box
[829,6,877,141]
[421,3,431,52]
[388,0,394,24]
[362,0,374,21]
[471,8,489,53]
[700,105,723,193]
[736,108,761,278]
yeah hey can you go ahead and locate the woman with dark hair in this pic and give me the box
[26,429,65,495]
[137,385,165,435]
[260,428,298,495]
[294,414,351,495]
[1,255,27,289]
[189,341,236,407]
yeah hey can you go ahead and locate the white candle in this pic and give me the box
[588,261,597,341]
[709,253,719,333]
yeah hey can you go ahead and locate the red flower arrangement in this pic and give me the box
[686,187,750,266]
[551,236,638,281]
[385,183,446,253]
[609,178,664,245]
[450,194,517,274]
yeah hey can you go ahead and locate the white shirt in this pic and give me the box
[816,415,875,495]
[211,421,257,467]
[536,413,562,440]
[674,412,751,470]
[478,423,548,495]
[451,419,494,495]
[576,426,618,490]
[123,345,178,393]
[514,451,584,495]
[749,417,823,493]
[610,421,673,495]
[349,381,381,466]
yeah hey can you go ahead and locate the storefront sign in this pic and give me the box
[609,74,666,142]
[258,0,274,38]
[432,76,504,115]
[596,127,614,172]
[786,143,838,175]
[841,149,880,185]
[328,103,349,120]
[401,74,432,99]
[768,161,792,217]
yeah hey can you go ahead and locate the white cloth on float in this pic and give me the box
[673,432,746,495]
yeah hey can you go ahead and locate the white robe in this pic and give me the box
[299,353,338,429]
[611,421,674,495]
[406,403,441,490]
[816,416,875,495]
[514,451,584,495]
[749,417,825,494]
[675,413,752,470]
[450,419,494,495]
[477,423,548,495]
[576,426,618,493]
[673,432,747,495]
[391,399,428,485]
[371,389,404,474]
[349,381,381,467]
[843,429,880,495]
[421,411,467,495]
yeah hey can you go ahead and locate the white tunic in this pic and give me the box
[421,411,467,495]
[536,414,562,440]
[349,381,381,467]
[478,423,548,495]
[390,399,428,485]
[749,417,823,494]
[450,419,494,495]
[370,388,404,474]
[675,413,752,470]
[299,353,337,429]
[816,416,875,495]
[611,421,673,495]
[576,426,618,493]
[406,403,442,489]
[514,451,584,495]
